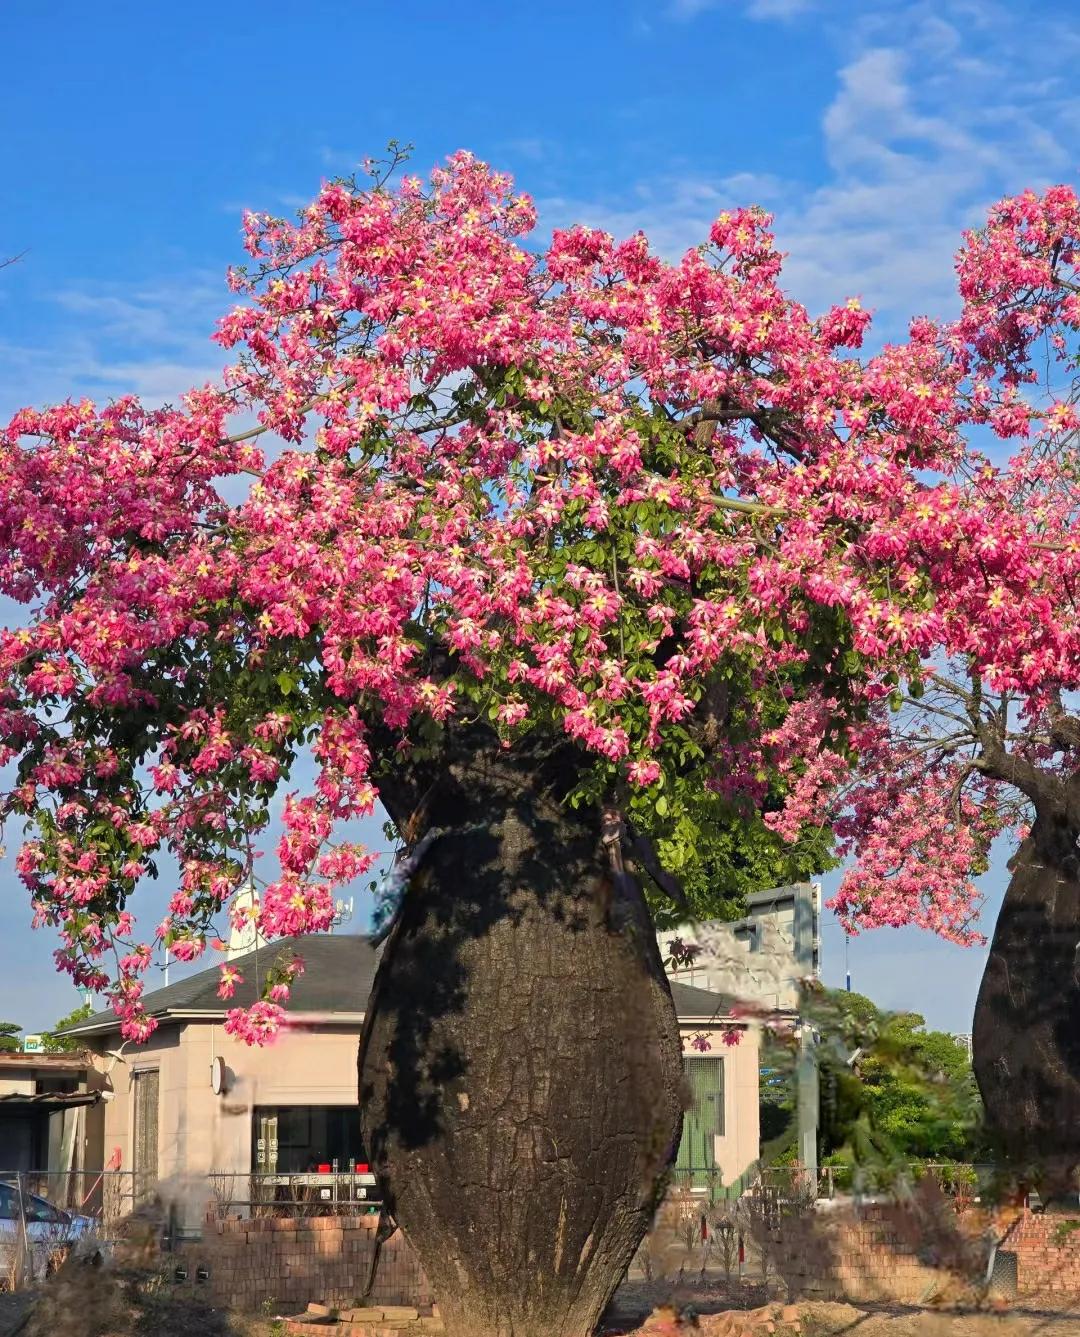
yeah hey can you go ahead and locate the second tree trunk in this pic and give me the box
[973,805,1080,1196]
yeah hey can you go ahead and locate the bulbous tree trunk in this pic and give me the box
[357,743,684,1337]
[973,804,1080,1198]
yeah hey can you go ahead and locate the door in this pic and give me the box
[675,1057,724,1187]
[132,1070,159,1201]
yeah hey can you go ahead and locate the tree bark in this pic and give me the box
[973,805,1080,1197]
[357,742,684,1337]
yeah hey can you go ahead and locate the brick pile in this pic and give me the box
[283,1299,802,1337]
[630,1301,803,1335]
[176,1213,431,1313]
[281,1301,442,1336]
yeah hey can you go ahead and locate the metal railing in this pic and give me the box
[669,1163,761,1201]
[666,1161,988,1206]
[207,1171,383,1220]
[760,1161,986,1200]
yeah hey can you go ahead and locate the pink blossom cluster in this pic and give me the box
[3,152,1080,1038]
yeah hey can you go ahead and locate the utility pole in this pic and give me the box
[796,1022,819,1192]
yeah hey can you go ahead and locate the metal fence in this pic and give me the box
[207,1171,383,1220]
[0,1169,147,1226]
[760,1161,986,1200]
[669,1163,760,1201]
[0,1170,144,1291]
[668,1161,988,1205]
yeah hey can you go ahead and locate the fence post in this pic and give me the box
[13,1172,30,1291]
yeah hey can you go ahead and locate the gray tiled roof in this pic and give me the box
[669,981,730,1019]
[61,934,731,1035]
[61,934,379,1035]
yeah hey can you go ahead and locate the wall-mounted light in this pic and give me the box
[210,1056,227,1096]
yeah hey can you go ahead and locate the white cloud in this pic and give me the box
[542,0,1080,333]
[668,0,813,19]
[746,0,814,17]
[51,276,223,349]
[0,274,229,419]
[667,0,714,17]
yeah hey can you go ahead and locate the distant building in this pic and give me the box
[658,881,822,1014]
[0,1050,102,1176]
[658,881,823,1184]
[951,1033,973,1059]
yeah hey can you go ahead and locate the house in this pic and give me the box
[61,933,759,1229]
[658,881,823,1178]
[658,882,822,1014]
[0,1049,104,1179]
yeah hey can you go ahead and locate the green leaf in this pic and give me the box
[276,672,296,696]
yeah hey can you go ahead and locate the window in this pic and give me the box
[675,1057,725,1186]
[132,1069,160,1198]
[252,1106,367,1174]
[0,1185,16,1220]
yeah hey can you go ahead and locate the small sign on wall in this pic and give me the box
[21,1036,44,1053]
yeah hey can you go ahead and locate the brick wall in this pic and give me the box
[1000,1210,1080,1296]
[770,1202,992,1304]
[176,1214,432,1314]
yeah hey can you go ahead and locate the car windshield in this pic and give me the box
[0,1185,68,1225]
[25,1196,65,1225]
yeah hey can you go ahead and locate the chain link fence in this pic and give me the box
[0,1169,145,1290]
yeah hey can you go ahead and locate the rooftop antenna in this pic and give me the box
[845,933,851,993]
[162,945,170,988]
[329,897,354,933]
[227,880,269,960]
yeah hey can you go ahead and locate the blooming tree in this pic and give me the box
[817,188,1080,1187]
[3,152,1079,1328]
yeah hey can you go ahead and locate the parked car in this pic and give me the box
[0,1181,100,1282]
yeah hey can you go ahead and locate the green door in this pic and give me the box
[675,1057,724,1187]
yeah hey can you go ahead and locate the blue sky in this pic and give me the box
[1,0,1078,1035]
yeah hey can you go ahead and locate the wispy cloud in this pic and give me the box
[543,0,1079,333]
[746,0,815,17]
[0,274,228,419]
[668,0,813,20]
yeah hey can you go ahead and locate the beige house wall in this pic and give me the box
[687,1023,760,1188]
[90,1021,364,1222]
[88,1015,760,1225]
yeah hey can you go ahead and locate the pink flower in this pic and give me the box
[218,966,243,1000]
[627,759,661,786]
[224,1001,285,1046]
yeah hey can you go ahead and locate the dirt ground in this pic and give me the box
[609,1298,1080,1337]
[5,1286,1080,1337]
[0,1279,280,1337]
[794,1300,1080,1337]
[6,1251,1080,1337]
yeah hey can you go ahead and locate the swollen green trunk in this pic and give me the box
[358,760,683,1337]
